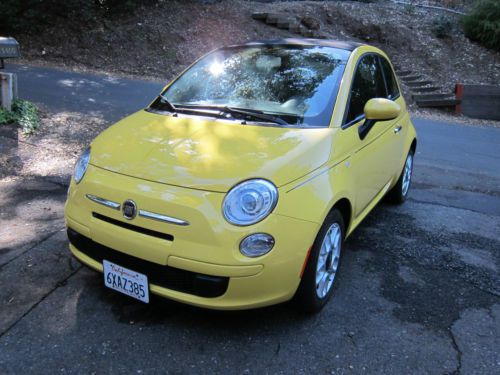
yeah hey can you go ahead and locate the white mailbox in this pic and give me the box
[0,37,20,110]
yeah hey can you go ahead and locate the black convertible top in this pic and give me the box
[237,38,364,51]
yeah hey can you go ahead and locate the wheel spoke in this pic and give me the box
[318,273,328,297]
[317,255,327,271]
[329,229,336,246]
[316,270,323,285]
[320,241,328,256]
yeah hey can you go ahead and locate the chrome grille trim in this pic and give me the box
[138,210,189,226]
[85,194,188,226]
[86,194,120,210]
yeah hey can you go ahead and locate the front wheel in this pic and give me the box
[293,209,344,313]
[387,150,414,204]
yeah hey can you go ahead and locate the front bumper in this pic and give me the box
[65,165,320,310]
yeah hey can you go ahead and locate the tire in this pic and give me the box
[386,150,414,204]
[293,209,344,313]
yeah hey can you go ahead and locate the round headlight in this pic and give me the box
[74,147,90,184]
[223,179,278,226]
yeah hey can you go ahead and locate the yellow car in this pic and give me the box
[65,39,417,312]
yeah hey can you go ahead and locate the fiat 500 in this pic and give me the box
[65,39,416,312]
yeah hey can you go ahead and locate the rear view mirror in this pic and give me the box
[256,55,282,72]
[359,98,401,140]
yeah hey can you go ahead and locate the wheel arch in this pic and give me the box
[410,137,417,154]
[325,197,352,237]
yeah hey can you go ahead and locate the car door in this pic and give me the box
[379,55,407,175]
[339,54,400,218]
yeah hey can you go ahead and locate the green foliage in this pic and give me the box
[404,3,416,14]
[0,100,40,135]
[0,0,156,33]
[0,107,17,124]
[432,16,453,39]
[461,0,500,51]
[12,99,40,135]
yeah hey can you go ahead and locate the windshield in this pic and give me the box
[150,45,350,127]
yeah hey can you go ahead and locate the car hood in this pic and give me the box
[89,110,332,192]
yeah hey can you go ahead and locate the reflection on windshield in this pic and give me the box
[151,45,349,127]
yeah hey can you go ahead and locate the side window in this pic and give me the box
[345,54,386,125]
[380,57,400,100]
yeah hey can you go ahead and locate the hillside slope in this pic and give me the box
[11,1,500,93]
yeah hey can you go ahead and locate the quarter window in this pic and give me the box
[344,54,386,125]
[380,57,400,100]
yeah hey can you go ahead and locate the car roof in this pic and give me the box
[231,38,365,51]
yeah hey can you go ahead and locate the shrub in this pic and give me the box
[404,3,416,15]
[432,16,453,39]
[12,99,40,135]
[0,107,17,124]
[461,0,500,51]
[0,100,40,135]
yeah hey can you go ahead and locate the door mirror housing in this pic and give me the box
[364,98,401,121]
[359,98,401,140]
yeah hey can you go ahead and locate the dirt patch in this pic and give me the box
[15,0,293,81]
[12,1,499,87]
[0,108,107,183]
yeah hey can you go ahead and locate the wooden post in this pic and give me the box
[455,83,463,115]
[0,72,17,111]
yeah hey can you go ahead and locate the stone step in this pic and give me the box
[276,20,292,29]
[251,12,268,20]
[265,14,284,25]
[405,80,434,87]
[396,70,413,77]
[416,99,461,108]
[301,29,316,37]
[411,93,455,101]
[288,23,302,33]
[401,75,422,82]
[411,86,441,93]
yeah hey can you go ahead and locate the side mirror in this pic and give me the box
[358,98,401,140]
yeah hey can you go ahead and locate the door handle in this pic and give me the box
[394,125,402,134]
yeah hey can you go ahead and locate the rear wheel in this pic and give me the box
[294,209,344,313]
[387,150,414,204]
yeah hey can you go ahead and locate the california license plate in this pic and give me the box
[103,260,149,303]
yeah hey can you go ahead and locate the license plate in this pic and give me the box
[103,260,149,303]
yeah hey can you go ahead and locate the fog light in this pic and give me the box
[239,233,275,257]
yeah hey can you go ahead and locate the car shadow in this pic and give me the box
[80,265,317,332]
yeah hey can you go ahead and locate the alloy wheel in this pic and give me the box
[402,153,413,196]
[315,223,342,298]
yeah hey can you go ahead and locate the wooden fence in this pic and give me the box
[455,84,500,121]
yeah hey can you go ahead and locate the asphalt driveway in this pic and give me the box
[0,64,499,374]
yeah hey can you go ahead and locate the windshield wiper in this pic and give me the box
[175,104,289,126]
[221,106,289,126]
[158,93,177,113]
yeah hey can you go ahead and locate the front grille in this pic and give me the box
[92,212,174,242]
[67,228,229,298]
